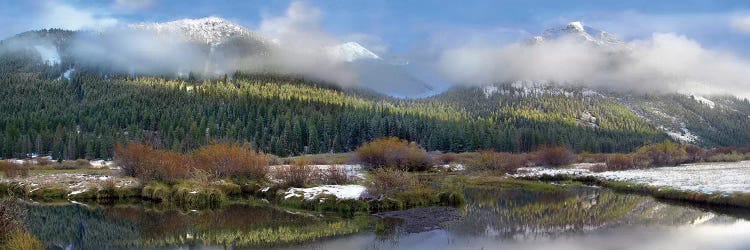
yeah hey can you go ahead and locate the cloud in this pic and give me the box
[438,32,750,97]
[254,1,357,85]
[38,1,118,31]
[732,16,750,33]
[113,0,153,10]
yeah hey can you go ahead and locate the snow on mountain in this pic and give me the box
[129,17,268,46]
[328,42,380,62]
[529,21,624,48]
[690,94,716,109]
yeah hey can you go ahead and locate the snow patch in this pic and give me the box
[435,164,465,171]
[284,185,366,200]
[513,161,750,194]
[691,95,716,109]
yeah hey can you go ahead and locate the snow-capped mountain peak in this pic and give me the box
[129,17,267,45]
[328,42,380,62]
[567,21,585,32]
[531,21,624,47]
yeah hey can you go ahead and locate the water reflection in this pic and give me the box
[298,185,750,250]
[24,202,368,249]
[23,184,750,250]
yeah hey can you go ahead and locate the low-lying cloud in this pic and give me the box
[61,1,357,85]
[438,32,750,97]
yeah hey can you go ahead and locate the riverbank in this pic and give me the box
[512,161,750,208]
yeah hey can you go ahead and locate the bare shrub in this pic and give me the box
[469,151,528,173]
[433,152,459,165]
[34,157,53,166]
[366,168,417,197]
[576,152,608,163]
[114,143,153,177]
[190,143,269,180]
[356,137,432,171]
[0,162,27,178]
[633,141,689,167]
[321,165,351,185]
[684,144,704,162]
[276,157,315,188]
[588,163,609,173]
[533,145,576,167]
[605,154,636,171]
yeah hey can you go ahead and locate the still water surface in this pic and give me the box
[25,185,750,250]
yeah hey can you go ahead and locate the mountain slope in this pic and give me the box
[129,17,268,46]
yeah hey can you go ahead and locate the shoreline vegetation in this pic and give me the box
[2,138,750,215]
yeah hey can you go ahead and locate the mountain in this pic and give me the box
[327,42,380,62]
[0,20,749,160]
[442,21,750,147]
[529,21,624,48]
[129,17,268,46]
[327,41,433,97]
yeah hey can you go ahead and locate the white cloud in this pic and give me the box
[251,1,357,85]
[38,1,118,31]
[438,32,750,97]
[732,16,750,33]
[113,0,153,10]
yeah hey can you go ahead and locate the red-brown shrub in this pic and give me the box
[115,143,191,182]
[469,151,528,173]
[190,143,269,180]
[533,145,576,167]
[605,154,636,171]
[117,143,269,182]
[356,137,432,171]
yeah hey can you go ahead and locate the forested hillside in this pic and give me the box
[0,47,668,159]
[14,28,750,160]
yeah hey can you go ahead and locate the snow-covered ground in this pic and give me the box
[513,161,750,194]
[284,185,366,200]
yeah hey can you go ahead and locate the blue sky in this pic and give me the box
[3,0,750,55]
